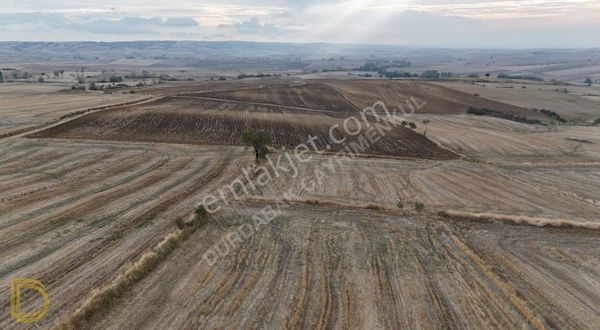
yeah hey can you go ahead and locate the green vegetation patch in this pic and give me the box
[467,107,545,125]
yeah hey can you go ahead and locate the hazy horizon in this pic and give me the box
[0,39,599,51]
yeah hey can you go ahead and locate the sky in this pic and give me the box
[0,0,599,48]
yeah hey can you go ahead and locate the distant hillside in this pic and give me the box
[0,41,409,61]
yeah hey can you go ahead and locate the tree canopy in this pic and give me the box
[242,129,272,162]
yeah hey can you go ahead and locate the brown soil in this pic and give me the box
[29,97,458,160]
[325,79,549,121]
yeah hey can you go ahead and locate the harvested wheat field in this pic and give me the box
[435,81,600,123]
[0,83,148,138]
[1,77,600,330]
[72,204,600,329]
[253,153,600,222]
[0,138,250,329]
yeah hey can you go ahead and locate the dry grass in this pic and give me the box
[240,195,394,212]
[449,231,545,330]
[439,210,600,230]
[54,208,212,329]
[53,228,190,329]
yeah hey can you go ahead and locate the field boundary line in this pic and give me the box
[52,216,204,329]
[173,95,341,114]
[439,210,600,230]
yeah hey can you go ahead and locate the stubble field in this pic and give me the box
[1,78,599,329]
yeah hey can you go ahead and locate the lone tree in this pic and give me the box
[242,129,272,162]
[585,77,593,86]
[422,119,431,136]
[0,71,3,83]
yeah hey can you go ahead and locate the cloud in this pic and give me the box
[69,16,200,34]
[230,17,286,36]
[0,12,199,35]
[164,17,199,27]
[0,12,64,26]
[68,18,152,34]
[119,16,163,25]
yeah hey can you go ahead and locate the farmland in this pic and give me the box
[87,203,600,329]
[29,94,458,160]
[323,80,550,122]
[198,83,359,112]
[434,81,600,124]
[0,138,249,329]
[1,76,599,329]
[0,83,147,138]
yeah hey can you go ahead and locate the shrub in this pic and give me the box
[408,122,417,129]
[538,109,566,123]
[467,107,544,125]
[415,202,425,213]
[195,205,208,219]
[497,73,543,81]
[396,201,404,209]
[175,217,185,230]
[365,204,384,210]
